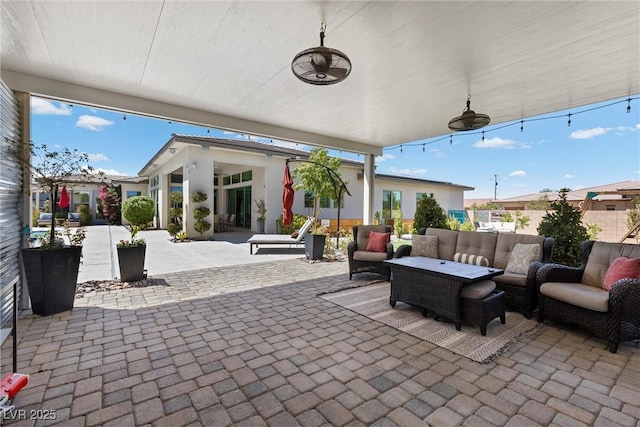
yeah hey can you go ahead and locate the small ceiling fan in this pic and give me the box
[291,23,352,85]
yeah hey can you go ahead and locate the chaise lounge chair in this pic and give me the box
[247,217,315,254]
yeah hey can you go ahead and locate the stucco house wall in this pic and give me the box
[139,135,474,236]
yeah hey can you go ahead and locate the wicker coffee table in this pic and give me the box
[384,257,504,331]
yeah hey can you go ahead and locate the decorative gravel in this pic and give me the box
[75,278,163,298]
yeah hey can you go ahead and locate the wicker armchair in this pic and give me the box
[537,240,640,353]
[347,225,394,280]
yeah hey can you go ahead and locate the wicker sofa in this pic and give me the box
[537,240,640,353]
[396,228,555,318]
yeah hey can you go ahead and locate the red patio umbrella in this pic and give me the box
[282,162,295,227]
[58,185,70,209]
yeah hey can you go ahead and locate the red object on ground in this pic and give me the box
[58,186,70,209]
[0,373,28,399]
[282,164,295,227]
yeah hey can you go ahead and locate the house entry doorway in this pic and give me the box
[226,186,252,229]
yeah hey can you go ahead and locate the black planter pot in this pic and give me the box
[21,246,82,316]
[305,234,326,260]
[117,245,147,282]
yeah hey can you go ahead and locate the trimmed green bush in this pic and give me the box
[413,193,447,232]
[278,213,307,235]
[537,189,589,267]
[122,196,155,228]
[193,206,211,219]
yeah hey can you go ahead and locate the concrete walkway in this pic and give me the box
[78,225,307,283]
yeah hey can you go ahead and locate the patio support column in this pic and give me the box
[17,91,31,309]
[183,146,214,240]
[363,154,375,225]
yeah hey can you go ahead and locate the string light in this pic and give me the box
[400,145,403,153]
[382,95,637,154]
[123,114,126,122]
[207,128,210,133]
[422,143,425,152]
[482,131,485,142]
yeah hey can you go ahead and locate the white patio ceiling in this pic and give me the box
[1,1,638,156]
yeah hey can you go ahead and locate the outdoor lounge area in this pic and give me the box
[1,226,639,425]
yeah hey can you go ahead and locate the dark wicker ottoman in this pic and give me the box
[461,290,506,336]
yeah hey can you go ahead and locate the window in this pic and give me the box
[416,192,428,202]
[319,195,330,209]
[606,205,615,211]
[214,176,218,186]
[170,174,183,184]
[382,190,402,219]
[223,176,231,186]
[241,170,252,182]
[304,191,314,208]
[333,194,344,209]
[126,190,141,198]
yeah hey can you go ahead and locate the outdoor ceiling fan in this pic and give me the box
[291,23,352,85]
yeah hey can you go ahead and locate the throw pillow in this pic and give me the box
[290,231,299,238]
[454,252,490,267]
[365,231,390,252]
[411,235,438,258]
[505,243,540,275]
[603,257,640,291]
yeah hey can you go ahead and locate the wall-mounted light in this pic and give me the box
[190,162,198,171]
[152,164,158,169]
[168,148,176,154]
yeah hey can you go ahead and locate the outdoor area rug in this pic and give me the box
[319,282,541,363]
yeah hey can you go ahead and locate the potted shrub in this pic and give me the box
[116,226,146,282]
[11,142,96,316]
[255,199,266,234]
[119,196,154,281]
[305,222,328,260]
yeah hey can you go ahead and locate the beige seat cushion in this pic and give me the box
[455,231,498,265]
[493,272,527,288]
[353,251,389,262]
[540,282,609,312]
[461,280,496,299]
[424,228,459,261]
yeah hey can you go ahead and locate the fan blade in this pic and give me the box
[326,68,348,79]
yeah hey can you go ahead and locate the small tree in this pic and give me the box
[100,184,122,225]
[10,141,95,248]
[537,189,589,266]
[291,147,344,220]
[191,191,211,238]
[526,194,552,210]
[122,196,155,229]
[413,193,447,232]
[393,210,406,237]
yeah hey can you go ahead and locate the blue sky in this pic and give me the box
[31,95,639,199]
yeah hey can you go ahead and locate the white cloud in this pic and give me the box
[76,115,114,131]
[636,123,640,130]
[509,170,526,177]
[88,153,109,162]
[430,148,445,158]
[564,174,576,179]
[473,137,517,149]
[387,166,427,176]
[31,98,72,116]
[570,127,607,139]
[376,153,395,163]
[92,168,129,176]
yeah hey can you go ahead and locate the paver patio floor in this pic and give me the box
[2,259,639,426]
